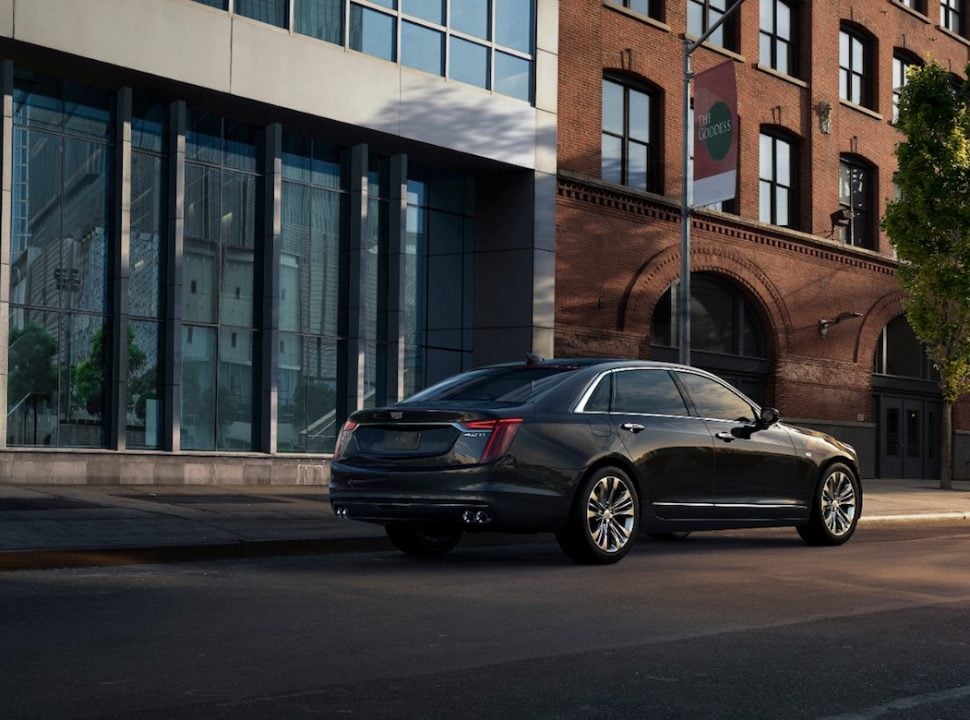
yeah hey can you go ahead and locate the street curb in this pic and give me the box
[859,512,970,524]
[0,536,392,572]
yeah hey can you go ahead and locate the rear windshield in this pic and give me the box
[402,367,577,405]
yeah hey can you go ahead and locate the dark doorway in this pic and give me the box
[876,394,939,479]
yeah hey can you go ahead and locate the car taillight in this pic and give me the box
[333,420,358,462]
[464,418,523,463]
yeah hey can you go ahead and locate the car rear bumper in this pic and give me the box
[329,461,574,531]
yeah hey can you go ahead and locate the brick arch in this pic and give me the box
[854,291,905,368]
[620,241,793,357]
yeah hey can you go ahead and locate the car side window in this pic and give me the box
[676,372,755,422]
[583,374,612,412]
[613,370,689,416]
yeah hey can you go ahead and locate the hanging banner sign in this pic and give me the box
[693,61,738,208]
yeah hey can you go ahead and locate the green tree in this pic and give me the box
[883,61,970,489]
[8,322,58,442]
[72,326,148,420]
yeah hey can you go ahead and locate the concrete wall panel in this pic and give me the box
[14,0,232,92]
[0,0,12,39]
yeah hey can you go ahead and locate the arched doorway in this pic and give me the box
[650,274,772,405]
[873,315,941,479]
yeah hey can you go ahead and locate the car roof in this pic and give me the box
[481,358,696,372]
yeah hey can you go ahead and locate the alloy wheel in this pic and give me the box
[821,470,857,537]
[585,474,636,553]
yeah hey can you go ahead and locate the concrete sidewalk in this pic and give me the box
[1,479,969,571]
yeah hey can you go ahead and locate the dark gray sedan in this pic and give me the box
[330,359,861,564]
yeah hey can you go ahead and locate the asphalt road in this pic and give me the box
[4,524,970,720]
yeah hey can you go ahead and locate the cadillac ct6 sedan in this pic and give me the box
[329,358,862,564]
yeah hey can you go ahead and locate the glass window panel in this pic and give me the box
[235,0,288,27]
[494,52,532,101]
[186,110,223,165]
[613,370,688,416]
[759,134,772,179]
[852,37,863,70]
[402,21,445,75]
[452,0,490,39]
[181,325,216,449]
[839,68,848,100]
[688,1,703,36]
[886,407,900,456]
[294,0,343,44]
[495,0,533,53]
[601,134,623,184]
[224,120,258,173]
[193,0,227,7]
[281,182,310,333]
[130,152,164,318]
[63,312,108,447]
[776,138,791,183]
[310,189,342,337]
[775,186,789,226]
[602,79,623,135]
[403,0,444,24]
[277,332,304,452]
[61,137,109,315]
[14,71,64,133]
[221,248,255,328]
[886,316,924,378]
[218,328,254,450]
[127,320,163,449]
[584,374,611,412]
[7,309,60,446]
[449,37,489,89]
[691,279,734,354]
[282,133,313,183]
[15,130,62,310]
[304,337,339,452]
[311,142,344,188]
[839,31,849,67]
[628,88,650,142]
[906,408,921,458]
[350,4,397,62]
[760,34,772,67]
[776,39,790,75]
[221,171,257,249]
[132,97,166,153]
[759,180,772,223]
[627,140,648,191]
[760,0,772,29]
[183,238,218,324]
[62,82,112,139]
[678,372,755,422]
[777,1,791,39]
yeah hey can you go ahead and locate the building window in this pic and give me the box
[893,52,921,123]
[873,316,939,381]
[613,0,663,21]
[759,0,796,76]
[839,156,875,249]
[192,0,227,7]
[278,134,346,453]
[687,0,737,51]
[127,97,168,449]
[839,26,873,109]
[294,0,343,45]
[8,71,114,448]
[601,76,658,193]
[182,110,261,451]
[759,131,796,228]
[941,0,964,34]
[898,0,927,12]
[651,274,770,404]
[235,0,288,27]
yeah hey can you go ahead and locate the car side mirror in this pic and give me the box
[758,407,780,429]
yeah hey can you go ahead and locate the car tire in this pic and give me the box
[385,523,463,558]
[556,466,640,565]
[797,462,861,546]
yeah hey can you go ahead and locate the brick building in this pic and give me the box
[555,0,970,478]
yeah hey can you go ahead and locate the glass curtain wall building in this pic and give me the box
[4,71,479,454]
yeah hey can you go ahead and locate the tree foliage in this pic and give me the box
[883,62,970,401]
[883,61,970,487]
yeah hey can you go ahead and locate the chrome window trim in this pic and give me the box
[653,502,807,510]
[573,367,692,416]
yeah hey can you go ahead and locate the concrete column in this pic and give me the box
[342,144,368,416]
[109,87,132,450]
[385,154,407,403]
[164,101,186,452]
[259,123,282,453]
[0,60,12,448]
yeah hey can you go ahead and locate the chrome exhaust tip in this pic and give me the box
[334,505,348,518]
[462,509,492,526]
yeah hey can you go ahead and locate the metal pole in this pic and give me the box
[679,38,692,367]
[678,0,746,368]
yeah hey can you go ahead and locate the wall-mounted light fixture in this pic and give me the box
[830,208,852,235]
[819,311,863,337]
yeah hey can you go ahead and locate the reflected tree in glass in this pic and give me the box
[8,322,57,444]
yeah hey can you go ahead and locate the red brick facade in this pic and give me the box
[555,0,970,476]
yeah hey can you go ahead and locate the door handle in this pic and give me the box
[621,423,645,433]
[715,431,735,442]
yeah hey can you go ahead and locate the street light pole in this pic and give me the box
[678,0,746,367]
